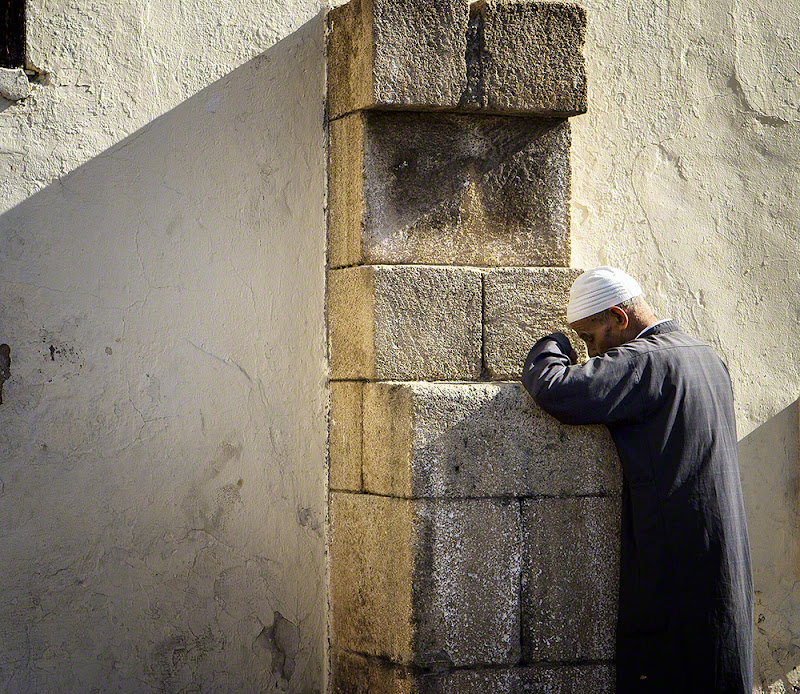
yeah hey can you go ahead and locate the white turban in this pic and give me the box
[566,266,643,324]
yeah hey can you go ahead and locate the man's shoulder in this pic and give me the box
[641,329,709,351]
[615,328,720,365]
[621,330,732,390]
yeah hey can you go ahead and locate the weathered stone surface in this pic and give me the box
[329,381,362,491]
[327,0,586,119]
[327,0,468,119]
[423,663,615,694]
[363,381,620,498]
[328,265,482,381]
[331,652,413,694]
[330,493,415,661]
[466,1,588,116]
[417,667,521,694]
[330,494,520,666]
[0,68,30,101]
[413,498,521,667]
[517,663,616,693]
[484,266,586,379]
[331,656,615,693]
[521,497,620,662]
[328,111,571,268]
[328,113,364,268]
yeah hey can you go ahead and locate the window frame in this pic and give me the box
[2,0,25,70]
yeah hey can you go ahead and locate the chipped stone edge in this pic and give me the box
[0,68,31,101]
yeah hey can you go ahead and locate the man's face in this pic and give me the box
[569,308,628,358]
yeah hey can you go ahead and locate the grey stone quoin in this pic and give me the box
[326,1,620,691]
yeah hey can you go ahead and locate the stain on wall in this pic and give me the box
[0,344,10,403]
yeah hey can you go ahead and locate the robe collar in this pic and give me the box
[637,319,680,339]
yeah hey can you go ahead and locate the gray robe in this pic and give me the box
[522,321,752,693]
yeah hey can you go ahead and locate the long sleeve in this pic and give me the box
[522,333,647,426]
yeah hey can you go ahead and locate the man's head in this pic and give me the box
[566,267,656,357]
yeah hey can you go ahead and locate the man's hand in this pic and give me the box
[568,346,578,365]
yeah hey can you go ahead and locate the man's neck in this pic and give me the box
[623,315,659,343]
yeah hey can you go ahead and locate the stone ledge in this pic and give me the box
[328,112,571,268]
[362,381,620,499]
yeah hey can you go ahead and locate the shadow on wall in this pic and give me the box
[0,14,326,693]
[739,400,800,693]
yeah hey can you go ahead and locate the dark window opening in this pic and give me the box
[2,0,25,69]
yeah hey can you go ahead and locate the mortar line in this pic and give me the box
[515,496,523,658]
[481,269,488,379]
[328,104,569,124]
[337,646,615,671]
[358,382,365,493]
[329,490,618,501]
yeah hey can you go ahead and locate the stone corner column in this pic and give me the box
[326,1,619,692]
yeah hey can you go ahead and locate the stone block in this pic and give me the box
[363,381,620,498]
[417,668,521,694]
[330,493,520,667]
[483,267,586,380]
[328,265,482,381]
[517,664,616,693]
[330,493,415,662]
[331,652,413,694]
[327,0,586,119]
[425,664,614,694]
[327,0,468,119]
[413,498,520,667]
[328,111,571,268]
[467,1,588,116]
[328,113,364,268]
[521,497,620,662]
[329,381,362,491]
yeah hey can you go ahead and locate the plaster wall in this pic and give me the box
[571,1,800,689]
[0,1,327,691]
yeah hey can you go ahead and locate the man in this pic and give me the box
[522,266,753,693]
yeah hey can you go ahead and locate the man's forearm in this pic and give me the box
[522,333,643,426]
[522,333,573,410]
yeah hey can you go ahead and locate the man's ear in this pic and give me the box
[608,305,629,329]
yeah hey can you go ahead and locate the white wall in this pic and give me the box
[0,1,328,691]
[571,0,800,690]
